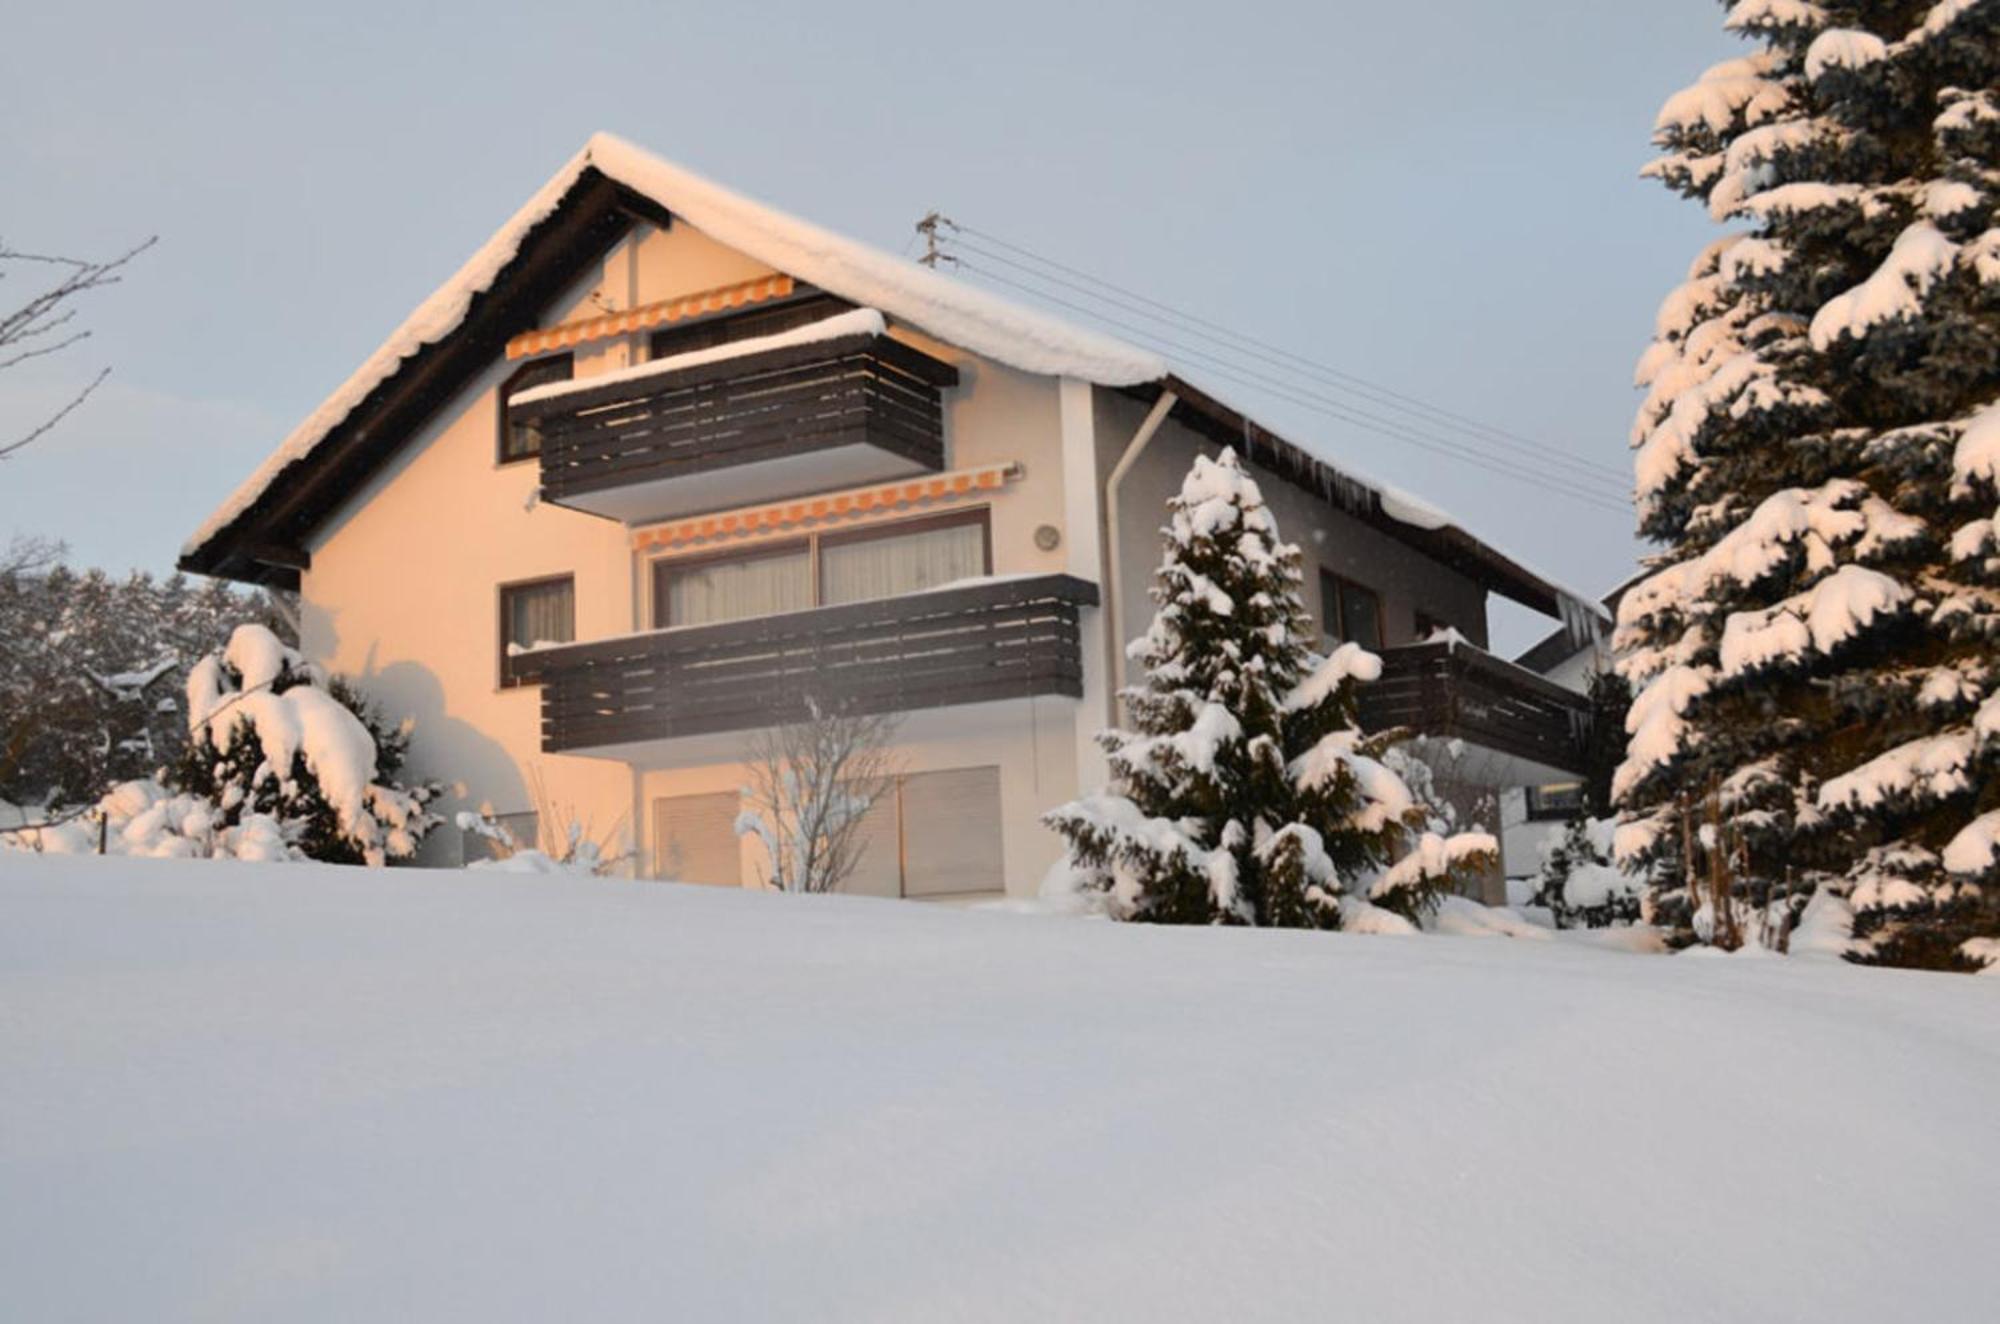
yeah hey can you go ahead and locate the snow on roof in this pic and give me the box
[184,133,1160,560]
[184,133,1580,623]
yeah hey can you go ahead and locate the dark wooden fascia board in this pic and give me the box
[181,169,663,586]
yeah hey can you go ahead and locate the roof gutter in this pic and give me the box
[1104,388,1179,725]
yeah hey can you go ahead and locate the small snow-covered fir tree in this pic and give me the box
[1046,449,1494,928]
[175,625,440,865]
[1530,816,1645,930]
[1618,0,2000,969]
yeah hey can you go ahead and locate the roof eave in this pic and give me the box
[182,167,659,586]
[1147,374,1581,621]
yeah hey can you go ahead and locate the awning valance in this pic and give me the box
[506,273,796,360]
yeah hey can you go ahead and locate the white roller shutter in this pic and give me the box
[899,767,1004,898]
[652,792,742,886]
[841,791,902,898]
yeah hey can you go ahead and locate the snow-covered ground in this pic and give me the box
[3,855,1994,1322]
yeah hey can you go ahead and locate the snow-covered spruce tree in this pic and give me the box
[1618,0,2000,969]
[1045,449,1494,928]
[175,625,440,865]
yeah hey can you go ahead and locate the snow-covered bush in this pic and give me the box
[1529,816,1643,930]
[1619,1,2000,970]
[172,625,440,865]
[1,777,293,860]
[1046,448,1495,928]
[458,795,628,877]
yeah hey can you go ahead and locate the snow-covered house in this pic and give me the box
[181,133,1598,900]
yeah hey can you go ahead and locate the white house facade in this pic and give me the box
[182,133,1600,902]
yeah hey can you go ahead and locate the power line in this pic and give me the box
[950,258,1632,514]
[944,221,1630,489]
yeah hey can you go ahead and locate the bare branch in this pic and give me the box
[736,699,901,894]
[0,367,109,460]
[0,535,65,577]
[0,235,153,460]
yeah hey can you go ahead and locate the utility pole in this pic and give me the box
[914,211,956,268]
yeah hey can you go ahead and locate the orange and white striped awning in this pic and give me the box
[506,274,796,361]
[631,463,1023,554]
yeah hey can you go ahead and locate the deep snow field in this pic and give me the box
[3,854,1995,1322]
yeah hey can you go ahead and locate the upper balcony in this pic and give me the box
[513,574,1098,756]
[512,324,959,524]
[1356,639,1591,786]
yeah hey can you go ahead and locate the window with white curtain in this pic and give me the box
[819,516,987,606]
[656,545,812,628]
[499,576,574,686]
[650,511,990,628]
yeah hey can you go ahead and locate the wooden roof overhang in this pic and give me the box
[179,167,673,588]
[1138,374,1583,623]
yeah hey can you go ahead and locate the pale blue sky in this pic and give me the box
[0,1,1737,649]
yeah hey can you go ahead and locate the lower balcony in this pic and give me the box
[1356,639,1591,785]
[515,574,1099,754]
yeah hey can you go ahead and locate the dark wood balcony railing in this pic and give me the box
[514,574,1098,753]
[515,332,957,517]
[1356,640,1590,777]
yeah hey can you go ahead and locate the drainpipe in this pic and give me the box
[1103,388,1179,726]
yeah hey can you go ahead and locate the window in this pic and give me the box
[655,542,812,629]
[819,513,989,606]
[499,576,574,686]
[1319,570,1383,652]
[1526,782,1586,822]
[651,511,990,628]
[498,353,572,463]
[648,294,852,362]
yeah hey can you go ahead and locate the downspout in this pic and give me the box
[1103,388,1179,727]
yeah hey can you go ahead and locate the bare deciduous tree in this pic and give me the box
[735,701,901,894]
[0,535,65,578]
[1,235,155,461]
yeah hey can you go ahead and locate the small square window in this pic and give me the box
[500,576,574,686]
[498,354,572,463]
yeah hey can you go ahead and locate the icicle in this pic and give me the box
[1559,591,1600,649]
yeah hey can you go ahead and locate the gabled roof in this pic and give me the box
[181,132,1591,631]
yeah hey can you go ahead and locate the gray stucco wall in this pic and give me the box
[1091,388,1490,672]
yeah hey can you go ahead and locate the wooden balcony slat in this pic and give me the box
[1355,641,1589,776]
[529,337,953,509]
[520,575,1097,751]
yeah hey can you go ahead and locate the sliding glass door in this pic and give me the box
[652,511,990,628]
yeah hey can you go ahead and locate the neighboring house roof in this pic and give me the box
[1511,572,1644,675]
[180,131,1594,628]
